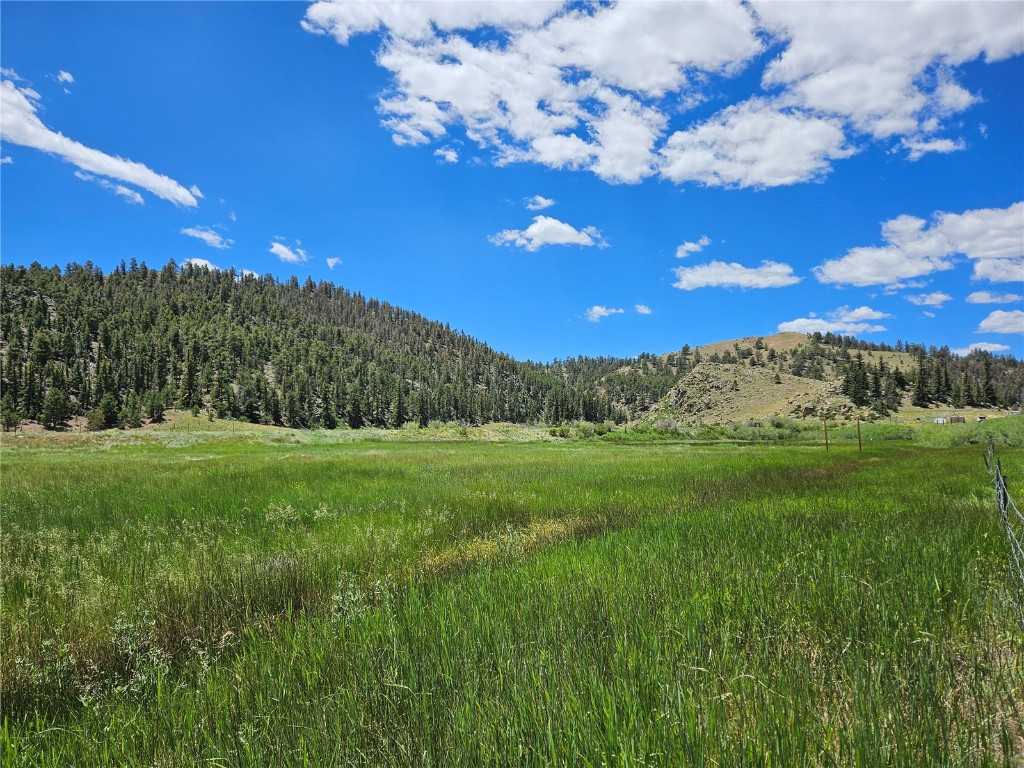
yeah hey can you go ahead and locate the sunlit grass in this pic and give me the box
[2,433,1022,765]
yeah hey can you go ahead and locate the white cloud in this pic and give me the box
[229,211,237,222]
[434,147,458,163]
[906,291,953,307]
[660,100,852,188]
[0,79,199,207]
[490,215,604,252]
[181,226,232,250]
[240,268,259,278]
[675,234,711,258]
[586,305,624,322]
[1,156,13,164]
[56,70,74,84]
[270,241,309,264]
[304,1,761,185]
[973,257,1024,284]
[74,170,144,204]
[525,195,555,211]
[303,2,1019,185]
[952,342,1011,356]
[966,291,1023,305]
[756,2,1022,143]
[814,201,1024,287]
[922,311,936,319]
[184,257,220,271]
[778,305,891,335]
[977,310,1024,334]
[672,260,801,290]
[634,304,652,315]
[326,257,342,270]
[901,137,966,161]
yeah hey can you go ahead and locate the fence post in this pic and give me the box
[823,418,829,453]
[857,420,862,452]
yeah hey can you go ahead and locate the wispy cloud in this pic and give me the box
[966,290,1023,304]
[326,257,341,269]
[906,291,952,307]
[1,156,13,165]
[74,170,144,204]
[0,79,199,207]
[675,235,711,258]
[490,215,605,252]
[181,226,232,250]
[672,260,801,290]
[634,304,652,315]
[525,195,555,211]
[56,70,74,84]
[270,239,309,263]
[586,305,624,322]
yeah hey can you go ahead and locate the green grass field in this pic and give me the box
[2,423,1023,765]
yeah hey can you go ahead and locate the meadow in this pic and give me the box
[2,420,1023,765]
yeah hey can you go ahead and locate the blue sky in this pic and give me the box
[2,1,1022,362]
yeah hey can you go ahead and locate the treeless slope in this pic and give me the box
[653,362,856,425]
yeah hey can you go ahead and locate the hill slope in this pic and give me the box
[1,261,1020,431]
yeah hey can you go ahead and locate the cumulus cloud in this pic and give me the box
[778,305,891,335]
[756,2,1022,140]
[660,100,852,188]
[676,234,711,258]
[434,147,458,163]
[906,291,953,307]
[977,310,1024,334]
[952,342,1012,356]
[270,240,309,263]
[326,257,342,269]
[56,70,74,84]
[586,305,624,322]
[634,304,652,315]
[966,290,1023,304]
[814,201,1024,287]
[184,257,220,271]
[74,170,144,204]
[181,226,232,250]
[490,215,604,252]
[302,2,1019,186]
[672,260,801,290]
[525,195,555,211]
[0,79,199,207]
[0,156,11,164]
[973,257,1024,283]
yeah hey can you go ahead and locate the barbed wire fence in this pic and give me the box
[986,438,1024,629]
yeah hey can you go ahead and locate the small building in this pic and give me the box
[933,417,946,424]
[950,415,966,423]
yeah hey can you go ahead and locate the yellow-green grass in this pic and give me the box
[2,434,1022,765]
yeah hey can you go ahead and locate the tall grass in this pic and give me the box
[2,435,1022,765]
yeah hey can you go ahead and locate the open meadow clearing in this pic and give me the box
[2,425,1023,766]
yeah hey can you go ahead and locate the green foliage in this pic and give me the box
[1,389,22,432]
[1,438,1021,764]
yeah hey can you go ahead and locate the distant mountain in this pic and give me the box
[1,262,1020,431]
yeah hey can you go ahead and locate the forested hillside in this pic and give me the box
[0,260,658,430]
[1,261,1020,431]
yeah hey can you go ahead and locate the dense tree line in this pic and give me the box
[0,261,628,430]
[2,261,1020,431]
